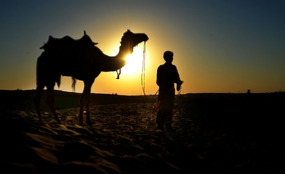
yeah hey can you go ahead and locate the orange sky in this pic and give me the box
[1,1,285,95]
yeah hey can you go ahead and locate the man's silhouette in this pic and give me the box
[156,51,183,130]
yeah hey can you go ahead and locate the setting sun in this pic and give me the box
[121,46,146,77]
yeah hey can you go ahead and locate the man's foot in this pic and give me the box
[158,124,164,130]
[55,118,62,124]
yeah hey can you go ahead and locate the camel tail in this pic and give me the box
[71,77,76,92]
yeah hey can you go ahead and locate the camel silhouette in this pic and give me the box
[34,30,149,126]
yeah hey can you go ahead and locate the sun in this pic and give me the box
[121,46,145,77]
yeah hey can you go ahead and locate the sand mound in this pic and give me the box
[1,92,283,173]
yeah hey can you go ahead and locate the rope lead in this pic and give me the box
[141,41,146,96]
[116,69,121,79]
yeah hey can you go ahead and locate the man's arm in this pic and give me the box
[173,66,183,91]
[156,66,161,86]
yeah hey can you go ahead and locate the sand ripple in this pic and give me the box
[1,96,282,173]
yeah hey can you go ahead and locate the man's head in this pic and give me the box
[163,51,173,63]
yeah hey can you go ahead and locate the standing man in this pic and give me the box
[156,51,183,131]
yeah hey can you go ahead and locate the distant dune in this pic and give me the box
[0,89,157,112]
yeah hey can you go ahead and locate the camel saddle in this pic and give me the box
[40,32,97,52]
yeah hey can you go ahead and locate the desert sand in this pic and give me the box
[0,90,283,173]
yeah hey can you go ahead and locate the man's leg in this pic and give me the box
[165,111,173,130]
[156,110,164,130]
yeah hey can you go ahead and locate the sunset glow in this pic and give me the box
[1,1,285,94]
[121,46,145,77]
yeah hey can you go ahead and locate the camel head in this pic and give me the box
[120,30,149,55]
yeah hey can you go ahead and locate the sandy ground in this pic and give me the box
[0,90,283,173]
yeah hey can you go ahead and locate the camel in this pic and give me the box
[34,30,149,126]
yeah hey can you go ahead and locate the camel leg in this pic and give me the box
[84,84,92,126]
[34,85,44,121]
[79,95,84,125]
[85,95,92,126]
[46,84,61,124]
[79,82,92,126]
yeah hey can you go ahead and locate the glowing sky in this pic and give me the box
[1,0,284,95]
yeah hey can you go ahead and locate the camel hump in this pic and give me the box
[49,35,55,40]
[40,33,97,51]
[40,35,66,50]
[80,33,98,45]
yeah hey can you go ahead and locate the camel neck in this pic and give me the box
[99,49,127,72]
